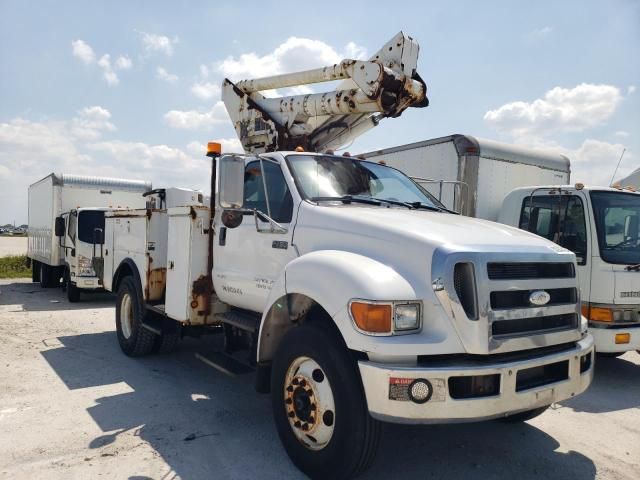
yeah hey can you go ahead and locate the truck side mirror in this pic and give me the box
[219,155,245,209]
[54,216,65,237]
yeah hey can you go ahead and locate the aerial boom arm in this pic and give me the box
[221,32,428,153]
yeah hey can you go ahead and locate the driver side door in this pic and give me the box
[213,158,298,312]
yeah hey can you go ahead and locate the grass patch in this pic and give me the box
[0,255,31,279]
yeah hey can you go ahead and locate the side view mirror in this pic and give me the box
[54,216,65,237]
[219,155,245,209]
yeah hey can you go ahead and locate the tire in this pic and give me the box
[597,352,624,358]
[500,405,550,423]
[66,270,81,303]
[115,276,157,357]
[39,263,52,288]
[152,326,181,354]
[271,324,381,479]
[32,261,40,283]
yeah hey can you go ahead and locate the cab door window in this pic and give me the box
[244,160,293,223]
[520,195,588,264]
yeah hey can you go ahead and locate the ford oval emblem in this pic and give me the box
[529,290,551,306]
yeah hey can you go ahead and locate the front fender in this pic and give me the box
[285,250,418,317]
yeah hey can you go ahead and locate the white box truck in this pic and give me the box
[363,135,640,356]
[27,173,151,301]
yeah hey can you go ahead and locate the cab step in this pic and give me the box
[215,309,260,334]
[195,351,255,377]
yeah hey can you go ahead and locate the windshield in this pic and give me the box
[286,154,442,208]
[590,191,640,265]
[77,210,105,244]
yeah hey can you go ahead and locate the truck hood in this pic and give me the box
[297,203,568,255]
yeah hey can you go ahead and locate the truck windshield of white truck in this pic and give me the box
[286,154,447,211]
[590,191,640,266]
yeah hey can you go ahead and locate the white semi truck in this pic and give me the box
[27,173,151,301]
[100,35,593,479]
[364,134,640,356]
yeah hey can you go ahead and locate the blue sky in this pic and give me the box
[1,0,638,223]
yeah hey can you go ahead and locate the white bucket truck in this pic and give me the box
[100,35,593,479]
[364,134,640,356]
[27,173,151,301]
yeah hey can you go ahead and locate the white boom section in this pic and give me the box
[221,32,428,154]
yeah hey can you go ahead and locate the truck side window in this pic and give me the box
[244,160,294,224]
[520,195,587,264]
[67,211,77,244]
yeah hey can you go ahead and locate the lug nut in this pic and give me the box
[310,403,316,411]
[302,423,309,431]
[288,411,295,418]
[294,421,301,428]
[286,385,294,392]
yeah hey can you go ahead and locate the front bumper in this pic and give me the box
[74,276,102,289]
[358,335,594,424]
[590,324,640,353]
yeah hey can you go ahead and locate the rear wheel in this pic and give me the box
[500,405,550,423]
[115,276,156,357]
[31,261,40,283]
[39,263,54,288]
[271,324,381,479]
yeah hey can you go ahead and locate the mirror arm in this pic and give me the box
[253,209,287,234]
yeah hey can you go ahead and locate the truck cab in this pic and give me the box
[57,207,108,301]
[499,185,640,355]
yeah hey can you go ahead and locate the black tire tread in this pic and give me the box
[271,323,380,479]
[116,276,157,357]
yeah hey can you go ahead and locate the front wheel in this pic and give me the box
[271,324,380,479]
[115,276,157,357]
[65,270,81,302]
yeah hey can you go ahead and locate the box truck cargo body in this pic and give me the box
[362,134,570,220]
[28,173,151,297]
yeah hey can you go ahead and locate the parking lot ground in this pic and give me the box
[1,278,639,479]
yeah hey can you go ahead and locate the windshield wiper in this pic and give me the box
[404,201,459,214]
[625,263,640,271]
[310,195,381,206]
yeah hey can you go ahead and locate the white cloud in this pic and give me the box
[191,81,220,100]
[614,130,630,137]
[529,26,553,40]
[98,54,119,85]
[72,41,130,85]
[71,39,95,64]
[570,139,631,185]
[157,67,179,83]
[115,55,133,70]
[164,101,228,130]
[628,85,636,95]
[140,32,178,56]
[70,106,116,140]
[0,113,212,223]
[484,83,622,137]
[217,37,367,81]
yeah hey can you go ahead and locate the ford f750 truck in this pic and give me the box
[98,34,593,479]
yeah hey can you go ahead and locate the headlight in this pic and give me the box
[77,255,96,277]
[394,303,421,331]
[350,300,421,335]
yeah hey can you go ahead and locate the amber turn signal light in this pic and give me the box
[615,333,630,344]
[350,302,392,334]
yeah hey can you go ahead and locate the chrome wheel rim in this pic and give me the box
[120,293,133,339]
[284,356,335,451]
